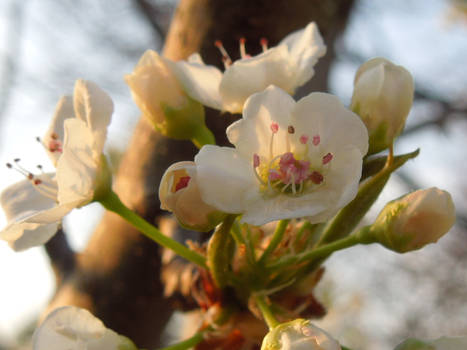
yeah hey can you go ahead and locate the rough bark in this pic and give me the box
[45,0,355,348]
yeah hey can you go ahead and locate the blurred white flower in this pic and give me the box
[261,319,341,350]
[33,306,136,350]
[368,187,456,253]
[194,86,368,226]
[159,161,225,231]
[0,80,113,250]
[167,22,326,113]
[351,57,414,154]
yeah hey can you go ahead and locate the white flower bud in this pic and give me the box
[125,50,209,142]
[33,306,137,350]
[351,57,414,154]
[368,188,455,253]
[159,161,226,232]
[261,319,341,350]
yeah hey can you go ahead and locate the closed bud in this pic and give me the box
[125,50,213,146]
[366,188,455,253]
[351,57,414,154]
[395,335,467,350]
[261,319,341,350]
[159,161,226,232]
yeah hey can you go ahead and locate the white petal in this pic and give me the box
[43,96,74,166]
[292,92,369,156]
[227,86,296,158]
[219,46,295,113]
[73,79,113,153]
[0,177,61,250]
[56,119,98,206]
[241,192,327,226]
[33,306,124,350]
[194,145,256,214]
[166,55,224,110]
[279,22,326,87]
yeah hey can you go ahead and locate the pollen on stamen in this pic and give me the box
[322,153,333,165]
[312,135,320,146]
[175,176,191,192]
[270,122,279,134]
[309,171,324,185]
[288,125,295,134]
[260,38,268,52]
[33,179,42,185]
[300,135,309,144]
[253,154,260,168]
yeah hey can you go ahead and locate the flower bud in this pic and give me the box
[125,50,213,145]
[351,57,414,154]
[395,335,467,350]
[261,319,341,350]
[365,187,455,253]
[159,161,226,232]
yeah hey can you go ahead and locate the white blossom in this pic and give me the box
[194,86,368,226]
[0,80,113,250]
[167,22,326,113]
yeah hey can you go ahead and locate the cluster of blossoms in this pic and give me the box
[0,20,459,350]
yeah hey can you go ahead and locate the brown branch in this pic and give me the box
[44,228,76,285]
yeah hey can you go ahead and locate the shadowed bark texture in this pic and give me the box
[44,0,355,347]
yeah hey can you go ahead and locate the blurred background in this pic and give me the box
[0,0,466,349]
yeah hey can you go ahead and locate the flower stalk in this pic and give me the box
[258,219,290,265]
[99,191,207,268]
[255,294,280,329]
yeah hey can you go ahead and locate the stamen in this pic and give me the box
[299,135,309,144]
[288,125,295,134]
[260,38,268,52]
[253,154,260,168]
[175,176,191,192]
[269,122,279,159]
[322,153,333,165]
[214,40,232,67]
[312,135,320,146]
[309,171,323,185]
[270,123,279,134]
[7,160,58,199]
[239,37,248,59]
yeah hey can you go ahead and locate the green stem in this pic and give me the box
[207,214,237,288]
[99,191,207,269]
[258,220,290,265]
[156,329,207,350]
[191,126,216,148]
[255,294,280,329]
[268,227,371,271]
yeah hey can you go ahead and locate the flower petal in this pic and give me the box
[0,177,62,250]
[43,96,74,166]
[194,145,256,214]
[279,22,326,87]
[166,53,223,110]
[227,86,296,158]
[292,92,369,156]
[219,46,295,113]
[56,118,98,206]
[73,79,113,153]
[33,306,126,350]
